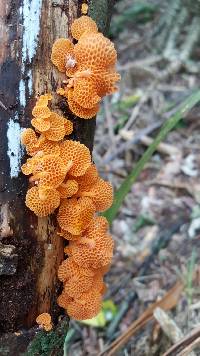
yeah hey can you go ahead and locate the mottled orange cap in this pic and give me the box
[51,38,77,75]
[58,257,92,280]
[59,140,91,176]
[57,197,95,235]
[79,177,113,212]
[67,88,99,119]
[71,16,98,40]
[31,154,67,189]
[68,216,114,268]
[21,128,37,146]
[74,33,117,69]
[36,312,51,325]
[73,77,101,109]
[57,291,73,309]
[25,186,60,217]
[57,179,78,198]
[66,289,102,320]
[32,94,52,119]
[74,164,99,191]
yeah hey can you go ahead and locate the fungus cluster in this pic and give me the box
[51,16,120,119]
[21,14,119,324]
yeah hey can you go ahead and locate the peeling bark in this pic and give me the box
[0,0,114,341]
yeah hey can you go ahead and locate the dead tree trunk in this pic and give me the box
[0,0,114,342]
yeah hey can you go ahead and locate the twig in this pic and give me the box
[140,135,181,156]
[154,308,196,356]
[103,120,163,164]
[163,326,200,356]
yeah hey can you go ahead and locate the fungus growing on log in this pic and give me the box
[21,13,119,323]
[51,15,120,119]
[36,313,53,331]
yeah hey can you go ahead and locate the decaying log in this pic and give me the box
[0,0,114,338]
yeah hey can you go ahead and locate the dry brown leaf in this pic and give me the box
[163,325,200,356]
[98,281,183,356]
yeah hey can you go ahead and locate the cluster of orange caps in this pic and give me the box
[21,14,119,326]
[51,15,120,119]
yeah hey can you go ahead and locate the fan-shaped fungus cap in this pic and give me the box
[36,313,52,331]
[71,16,98,40]
[64,270,103,298]
[21,156,39,175]
[34,136,61,156]
[36,312,51,325]
[26,186,60,217]
[57,179,78,198]
[32,114,73,141]
[57,291,73,309]
[58,257,94,282]
[31,154,68,189]
[45,115,72,141]
[51,38,77,76]
[31,117,51,132]
[58,258,95,297]
[74,164,99,190]
[74,33,117,69]
[79,178,113,212]
[32,94,52,119]
[67,88,99,119]
[59,140,91,176]
[73,77,101,109]
[57,197,95,235]
[68,216,114,268]
[21,128,37,146]
[66,289,102,320]
[58,229,80,241]
[92,68,121,97]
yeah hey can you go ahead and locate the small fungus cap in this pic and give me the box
[69,216,114,268]
[26,186,60,217]
[21,128,37,146]
[71,16,98,40]
[74,164,99,190]
[67,88,99,119]
[36,313,51,326]
[73,77,101,109]
[80,178,113,212]
[74,33,117,69]
[59,140,91,176]
[66,289,102,320]
[32,154,67,189]
[57,179,78,198]
[51,38,76,74]
[58,257,93,282]
[57,197,95,235]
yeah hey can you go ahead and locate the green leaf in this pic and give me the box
[80,300,117,328]
[103,90,200,224]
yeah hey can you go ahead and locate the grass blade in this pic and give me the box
[103,90,200,224]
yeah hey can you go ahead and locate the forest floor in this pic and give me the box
[67,1,200,355]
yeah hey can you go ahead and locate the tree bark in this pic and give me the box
[0,0,114,341]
